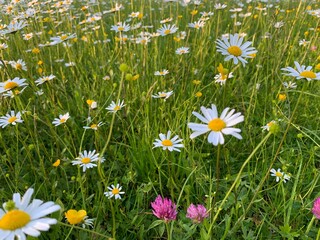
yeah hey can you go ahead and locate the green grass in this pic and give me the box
[1,0,320,239]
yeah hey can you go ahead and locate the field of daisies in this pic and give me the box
[1,0,320,239]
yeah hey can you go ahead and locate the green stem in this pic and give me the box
[317,227,320,240]
[165,222,171,240]
[64,225,74,240]
[59,222,111,239]
[110,200,116,239]
[215,144,221,204]
[207,132,272,235]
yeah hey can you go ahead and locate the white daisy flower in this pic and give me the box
[281,61,320,81]
[152,91,173,100]
[157,24,178,36]
[216,33,257,66]
[0,188,60,239]
[154,69,169,76]
[72,150,105,172]
[175,47,189,55]
[83,122,104,130]
[261,120,276,131]
[188,104,244,146]
[0,20,27,34]
[105,100,125,113]
[110,22,130,32]
[52,112,70,126]
[49,33,76,45]
[214,3,227,9]
[188,20,205,29]
[104,184,125,200]
[214,72,234,85]
[270,168,290,183]
[9,59,27,71]
[35,74,55,86]
[0,111,23,128]
[0,77,28,93]
[153,131,184,152]
[282,81,297,89]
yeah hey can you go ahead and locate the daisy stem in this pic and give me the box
[100,71,125,175]
[110,200,117,239]
[215,144,221,204]
[207,131,272,236]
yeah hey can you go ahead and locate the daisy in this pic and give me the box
[104,184,125,199]
[214,3,227,9]
[83,122,104,130]
[153,131,184,152]
[105,100,125,113]
[0,111,23,128]
[0,43,8,50]
[0,20,27,34]
[157,24,178,36]
[52,112,70,126]
[0,188,60,239]
[175,47,189,55]
[188,20,205,29]
[0,77,28,93]
[216,33,257,66]
[35,74,55,85]
[188,104,244,146]
[152,91,173,100]
[282,81,297,89]
[22,33,33,40]
[110,22,130,32]
[49,33,76,45]
[281,61,320,81]
[9,59,27,71]
[214,63,233,85]
[270,168,290,183]
[154,69,169,76]
[72,150,105,172]
[261,120,277,131]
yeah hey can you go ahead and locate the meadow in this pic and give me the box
[0,0,320,239]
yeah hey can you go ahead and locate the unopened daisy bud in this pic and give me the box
[297,133,303,139]
[125,73,133,81]
[119,63,129,72]
[269,122,280,134]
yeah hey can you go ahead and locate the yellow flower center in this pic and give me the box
[113,106,121,111]
[208,118,226,132]
[299,71,316,79]
[60,35,68,40]
[4,81,18,90]
[81,157,91,164]
[118,27,124,31]
[161,139,173,146]
[159,93,167,97]
[15,63,22,70]
[90,124,97,129]
[60,118,66,123]
[0,210,31,230]
[159,71,164,75]
[275,172,283,177]
[65,210,87,225]
[8,116,17,123]
[227,46,242,57]
[164,29,171,35]
[112,188,120,195]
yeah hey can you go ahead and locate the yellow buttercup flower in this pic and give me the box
[52,159,60,167]
[65,210,87,225]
